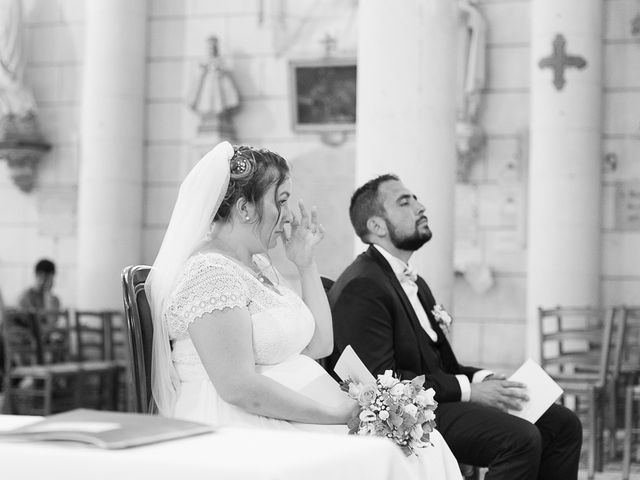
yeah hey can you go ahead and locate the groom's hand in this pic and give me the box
[470,380,529,411]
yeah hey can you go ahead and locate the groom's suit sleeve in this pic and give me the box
[331,276,465,401]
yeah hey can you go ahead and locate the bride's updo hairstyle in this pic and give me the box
[214,145,290,224]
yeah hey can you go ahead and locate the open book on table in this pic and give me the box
[0,408,214,449]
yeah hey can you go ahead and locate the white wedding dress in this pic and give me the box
[164,252,462,480]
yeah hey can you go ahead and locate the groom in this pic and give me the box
[327,174,582,480]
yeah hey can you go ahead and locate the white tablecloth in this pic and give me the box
[0,415,417,480]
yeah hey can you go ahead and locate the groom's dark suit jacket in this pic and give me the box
[328,245,583,479]
[327,245,479,402]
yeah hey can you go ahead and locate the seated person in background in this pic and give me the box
[18,258,62,341]
[328,174,583,480]
[19,258,61,313]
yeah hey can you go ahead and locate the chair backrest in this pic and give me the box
[38,309,73,364]
[121,265,154,413]
[106,310,128,362]
[74,310,111,361]
[320,276,335,296]
[538,306,617,387]
[614,305,640,378]
[316,276,336,372]
[2,308,73,366]
[2,309,40,370]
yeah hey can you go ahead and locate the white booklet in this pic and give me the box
[507,359,564,423]
[0,408,214,449]
[333,345,376,384]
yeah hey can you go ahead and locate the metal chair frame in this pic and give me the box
[121,265,154,414]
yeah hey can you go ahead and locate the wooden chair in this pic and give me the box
[74,310,123,410]
[614,305,640,391]
[320,276,335,295]
[106,310,130,411]
[622,382,640,480]
[538,306,618,480]
[616,306,640,479]
[121,265,154,413]
[1,309,83,415]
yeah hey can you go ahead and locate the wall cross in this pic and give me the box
[320,33,337,57]
[538,34,587,91]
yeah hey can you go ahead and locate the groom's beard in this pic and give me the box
[387,220,432,252]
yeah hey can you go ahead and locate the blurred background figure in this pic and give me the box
[18,258,61,314]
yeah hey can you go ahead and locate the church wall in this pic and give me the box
[601,0,640,308]
[0,0,84,307]
[142,0,360,286]
[451,0,531,373]
[451,0,640,374]
[0,0,637,378]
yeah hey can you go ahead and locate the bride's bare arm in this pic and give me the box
[283,201,333,359]
[188,306,353,424]
[298,261,333,359]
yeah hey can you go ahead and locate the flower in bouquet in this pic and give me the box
[342,370,438,456]
[432,303,453,333]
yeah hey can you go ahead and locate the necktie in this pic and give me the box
[401,265,418,283]
[397,265,438,342]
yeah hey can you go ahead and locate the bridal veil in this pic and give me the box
[146,141,233,416]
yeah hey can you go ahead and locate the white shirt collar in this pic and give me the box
[371,244,414,278]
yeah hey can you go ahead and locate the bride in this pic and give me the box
[146,141,463,479]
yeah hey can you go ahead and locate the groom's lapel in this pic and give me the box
[365,246,435,349]
[416,279,446,347]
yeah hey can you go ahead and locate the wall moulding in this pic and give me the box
[0,113,51,193]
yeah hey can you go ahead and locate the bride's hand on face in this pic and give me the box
[282,199,325,268]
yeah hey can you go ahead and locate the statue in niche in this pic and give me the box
[189,36,240,138]
[456,0,486,183]
[0,0,50,192]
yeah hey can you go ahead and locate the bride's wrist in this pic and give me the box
[295,260,317,273]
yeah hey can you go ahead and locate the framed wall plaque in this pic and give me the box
[289,58,357,132]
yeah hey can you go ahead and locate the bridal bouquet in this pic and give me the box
[342,370,438,455]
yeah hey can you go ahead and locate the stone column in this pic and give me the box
[356,0,458,305]
[527,1,603,358]
[76,1,147,309]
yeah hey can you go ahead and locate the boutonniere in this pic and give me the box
[431,304,453,333]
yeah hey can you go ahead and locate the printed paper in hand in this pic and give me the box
[508,358,563,423]
[333,345,376,384]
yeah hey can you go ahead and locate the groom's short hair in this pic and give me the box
[349,174,399,241]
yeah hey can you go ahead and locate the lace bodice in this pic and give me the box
[164,252,315,365]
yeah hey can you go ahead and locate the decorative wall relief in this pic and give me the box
[189,36,240,139]
[456,120,485,181]
[615,181,640,231]
[456,0,487,182]
[632,12,640,36]
[538,34,587,91]
[0,0,50,192]
[603,152,618,173]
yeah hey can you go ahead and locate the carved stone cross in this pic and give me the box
[538,34,587,91]
[320,33,337,57]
